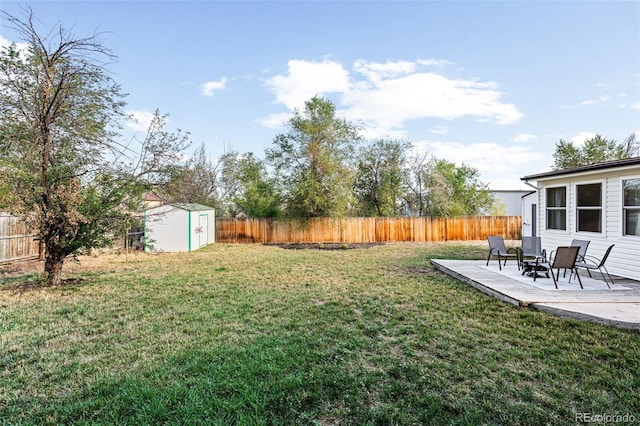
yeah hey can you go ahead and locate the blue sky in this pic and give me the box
[1,1,639,190]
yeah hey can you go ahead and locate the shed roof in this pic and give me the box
[172,203,214,212]
[521,157,640,181]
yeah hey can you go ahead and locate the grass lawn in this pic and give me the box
[1,242,638,425]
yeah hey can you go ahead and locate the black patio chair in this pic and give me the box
[486,236,520,271]
[534,246,583,289]
[570,239,590,262]
[575,244,615,288]
[548,239,590,278]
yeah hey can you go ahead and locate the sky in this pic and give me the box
[1,1,639,190]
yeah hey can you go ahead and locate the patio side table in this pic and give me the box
[521,259,550,279]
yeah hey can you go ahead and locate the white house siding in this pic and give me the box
[491,190,531,216]
[528,164,640,281]
[145,204,189,252]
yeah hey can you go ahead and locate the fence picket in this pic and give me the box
[0,214,40,264]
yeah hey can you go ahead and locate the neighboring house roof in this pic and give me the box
[143,191,164,202]
[521,157,640,181]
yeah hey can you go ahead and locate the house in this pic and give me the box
[144,203,215,252]
[521,157,640,281]
[143,191,164,209]
[490,190,532,216]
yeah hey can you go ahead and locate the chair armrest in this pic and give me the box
[535,256,549,268]
[576,255,599,267]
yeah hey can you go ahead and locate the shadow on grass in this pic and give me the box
[0,273,87,293]
[0,273,43,291]
[20,334,477,426]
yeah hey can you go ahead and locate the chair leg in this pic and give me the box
[600,266,613,288]
[574,269,583,289]
[550,268,558,289]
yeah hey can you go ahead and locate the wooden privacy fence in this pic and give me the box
[216,216,522,244]
[0,213,41,264]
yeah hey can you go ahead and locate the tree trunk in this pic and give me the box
[43,246,65,286]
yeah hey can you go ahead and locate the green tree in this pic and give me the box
[404,152,430,216]
[0,10,188,285]
[405,155,496,217]
[429,159,496,216]
[266,96,362,218]
[552,133,637,170]
[234,153,282,218]
[354,139,410,216]
[162,143,217,207]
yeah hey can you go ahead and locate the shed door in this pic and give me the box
[198,214,209,248]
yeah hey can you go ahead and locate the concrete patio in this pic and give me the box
[430,259,640,330]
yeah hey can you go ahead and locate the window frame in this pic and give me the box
[575,180,604,234]
[622,176,640,237]
[545,185,568,231]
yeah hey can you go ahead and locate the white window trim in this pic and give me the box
[545,185,569,232]
[621,175,640,239]
[574,180,604,235]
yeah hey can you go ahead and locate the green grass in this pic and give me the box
[1,242,638,425]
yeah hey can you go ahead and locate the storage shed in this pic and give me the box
[144,203,215,252]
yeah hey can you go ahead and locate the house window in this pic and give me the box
[546,186,566,230]
[576,183,602,233]
[623,178,640,236]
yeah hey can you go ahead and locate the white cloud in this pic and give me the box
[0,35,29,52]
[580,95,610,106]
[265,59,351,110]
[630,102,640,109]
[126,110,157,132]
[0,35,11,49]
[430,126,449,135]
[570,131,596,147]
[263,58,523,138]
[353,59,415,82]
[201,77,227,97]
[417,58,453,68]
[484,177,536,191]
[259,112,292,129]
[513,133,538,143]
[413,141,545,179]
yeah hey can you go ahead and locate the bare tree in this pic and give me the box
[0,9,188,285]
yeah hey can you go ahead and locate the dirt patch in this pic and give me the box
[0,259,43,278]
[268,242,385,251]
